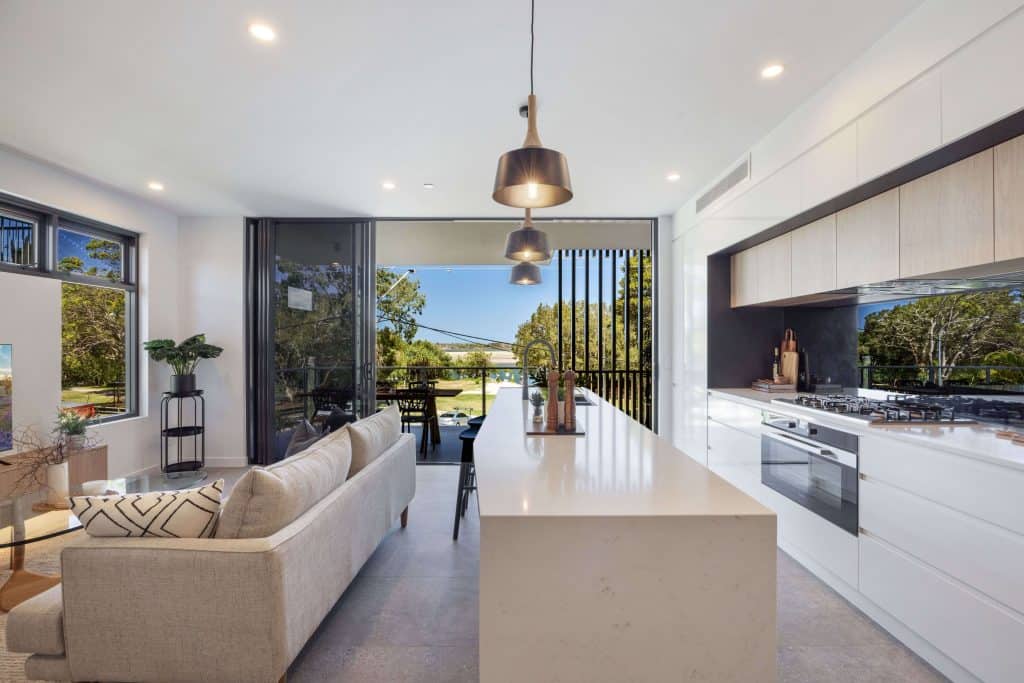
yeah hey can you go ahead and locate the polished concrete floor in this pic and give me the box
[282,465,947,683]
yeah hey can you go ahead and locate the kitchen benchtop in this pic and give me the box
[473,387,774,518]
[709,387,1024,471]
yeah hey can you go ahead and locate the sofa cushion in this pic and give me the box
[347,404,401,478]
[284,419,323,458]
[216,426,353,539]
[69,480,224,538]
[7,585,64,655]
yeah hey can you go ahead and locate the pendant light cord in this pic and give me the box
[529,0,535,95]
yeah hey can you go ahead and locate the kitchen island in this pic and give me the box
[474,387,777,682]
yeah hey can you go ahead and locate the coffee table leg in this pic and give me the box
[0,499,61,612]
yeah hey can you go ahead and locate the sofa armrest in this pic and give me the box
[60,536,288,683]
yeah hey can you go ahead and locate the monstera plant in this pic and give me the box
[143,334,223,394]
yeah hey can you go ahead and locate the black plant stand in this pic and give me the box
[160,390,205,475]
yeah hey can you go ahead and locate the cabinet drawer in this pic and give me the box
[707,418,761,493]
[860,434,1024,535]
[707,395,763,438]
[861,534,1024,683]
[861,478,1024,615]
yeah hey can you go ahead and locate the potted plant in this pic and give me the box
[56,409,89,450]
[144,334,223,394]
[529,390,545,423]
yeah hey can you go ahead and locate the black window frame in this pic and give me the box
[0,191,139,423]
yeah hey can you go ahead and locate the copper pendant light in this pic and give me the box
[504,208,551,263]
[492,0,572,209]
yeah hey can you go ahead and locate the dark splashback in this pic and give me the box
[781,305,859,388]
[707,253,860,389]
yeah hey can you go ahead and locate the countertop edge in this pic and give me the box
[708,388,1024,472]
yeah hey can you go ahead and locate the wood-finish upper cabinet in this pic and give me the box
[899,149,994,278]
[995,134,1024,260]
[836,188,900,288]
[790,214,837,297]
[730,248,757,308]
[756,233,792,303]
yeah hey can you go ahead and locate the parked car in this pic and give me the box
[437,411,471,426]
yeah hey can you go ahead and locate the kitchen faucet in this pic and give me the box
[521,339,558,400]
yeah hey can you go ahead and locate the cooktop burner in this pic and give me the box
[776,394,976,425]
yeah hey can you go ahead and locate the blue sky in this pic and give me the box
[57,229,119,275]
[0,344,9,374]
[384,266,558,344]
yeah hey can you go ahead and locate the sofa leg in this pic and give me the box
[401,506,409,529]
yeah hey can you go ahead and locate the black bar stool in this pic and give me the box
[453,425,480,540]
[468,415,485,430]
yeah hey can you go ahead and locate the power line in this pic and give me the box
[377,313,521,352]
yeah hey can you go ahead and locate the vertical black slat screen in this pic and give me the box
[552,247,652,427]
[570,251,577,370]
[557,251,563,370]
[618,249,626,370]
[598,251,604,372]
[584,250,590,372]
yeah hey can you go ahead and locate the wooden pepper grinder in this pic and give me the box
[563,370,577,431]
[546,369,560,431]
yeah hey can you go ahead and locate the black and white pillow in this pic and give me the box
[69,479,224,538]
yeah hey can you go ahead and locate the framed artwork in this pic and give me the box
[0,344,11,452]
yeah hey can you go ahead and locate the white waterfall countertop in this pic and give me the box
[473,386,773,518]
[475,387,777,682]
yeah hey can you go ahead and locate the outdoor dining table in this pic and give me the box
[376,386,463,447]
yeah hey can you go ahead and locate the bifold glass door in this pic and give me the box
[247,218,375,464]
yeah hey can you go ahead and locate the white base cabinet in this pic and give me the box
[708,391,1024,683]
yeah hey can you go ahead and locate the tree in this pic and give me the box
[461,350,492,369]
[376,268,426,366]
[859,290,1024,382]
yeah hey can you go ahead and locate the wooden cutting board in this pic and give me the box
[780,351,799,385]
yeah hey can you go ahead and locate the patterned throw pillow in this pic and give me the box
[69,479,224,538]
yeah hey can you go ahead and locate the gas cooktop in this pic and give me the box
[772,394,979,425]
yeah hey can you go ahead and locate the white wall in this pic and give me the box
[177,218,247,467]
[378,220,653,266]
[0,145,181,476]
[666,1,1024,458]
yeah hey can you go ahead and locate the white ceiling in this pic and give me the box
[0,0,922,219]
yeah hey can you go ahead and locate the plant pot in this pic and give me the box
[171,373,196,394]
[67,434,86,450]
[46,461,70,510]
[532,405,544,423]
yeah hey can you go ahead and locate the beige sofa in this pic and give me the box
[6,408,416,683]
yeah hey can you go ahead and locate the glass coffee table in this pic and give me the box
[0,470,207,611]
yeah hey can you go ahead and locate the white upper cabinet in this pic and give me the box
[995,134,1024,261]
[730,248,757,308]
[899,149,995,278]
[755,234,792,303]
[790,214,837,297]
[836,188,900,288]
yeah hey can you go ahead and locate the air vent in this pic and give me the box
[696,156,750,214]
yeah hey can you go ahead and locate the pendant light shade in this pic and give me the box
[492,0,572,209]
[509,261,542,285]
[493,97,573,208]
[504,209,551,263]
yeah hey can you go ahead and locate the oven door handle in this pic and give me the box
[763,431,857,468]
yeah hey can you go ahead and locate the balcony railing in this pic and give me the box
[858,364,1024,392]
[0,222,34,266]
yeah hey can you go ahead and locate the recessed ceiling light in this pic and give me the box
[249,23,276,42]
[381,180,396,190]
[423,183,435,190]
[665,172,681,182]
[147,181,164,191]
[761,63,784,79]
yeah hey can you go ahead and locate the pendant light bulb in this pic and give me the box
[510,261,542,285]
[504,208,552,263]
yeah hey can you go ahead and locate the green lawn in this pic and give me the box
[61,386,119,406]
[431,377,521,416]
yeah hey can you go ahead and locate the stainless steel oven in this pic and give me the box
[761,412,859,536]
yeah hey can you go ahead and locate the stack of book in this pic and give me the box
[751,379,796,393]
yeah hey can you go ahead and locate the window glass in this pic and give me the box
[0,212,36,267]
[57,227,123,281]
[61,282,128,418]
